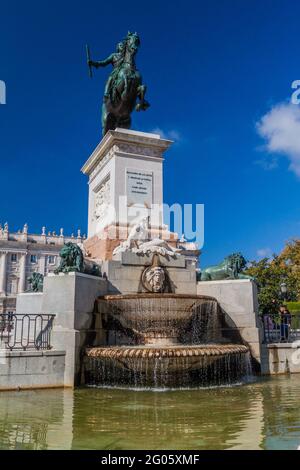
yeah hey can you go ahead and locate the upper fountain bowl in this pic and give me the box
[97,293,225,346]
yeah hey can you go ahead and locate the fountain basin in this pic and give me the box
[84,344,250,388]
[85,293,252,388]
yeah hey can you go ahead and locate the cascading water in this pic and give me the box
[83,294,251,388]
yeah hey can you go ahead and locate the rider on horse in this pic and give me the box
[89,39,126,100]
[88,32,150,136]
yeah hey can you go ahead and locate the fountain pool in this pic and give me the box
[1,375,300,450]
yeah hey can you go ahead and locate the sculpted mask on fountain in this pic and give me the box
[143,266,166,293]
[141,254,167,293]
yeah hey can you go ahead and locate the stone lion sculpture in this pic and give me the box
[55,242,84,274]
[200,252,253,281]
[27,272,44,292]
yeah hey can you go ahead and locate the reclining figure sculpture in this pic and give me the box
[113,217,182,260]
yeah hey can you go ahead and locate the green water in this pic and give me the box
[0,375,300,450]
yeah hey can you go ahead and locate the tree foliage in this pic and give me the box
[244,240,300,315]
[278,239,300,297]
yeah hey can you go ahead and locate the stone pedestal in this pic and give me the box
[81,128,173,260]
[263,343,300,375]
[42,272,108,387]
[84,223,180,261]
[103,252,197,295]
[197,279,263,368]
[16,292,43,314]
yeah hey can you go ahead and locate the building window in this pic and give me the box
[11,254,17,262]
[48,255,55,264]
[30,255,37,264]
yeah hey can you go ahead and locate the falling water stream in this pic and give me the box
[83,294,252,388]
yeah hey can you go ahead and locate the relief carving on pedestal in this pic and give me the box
[92,177,111,222]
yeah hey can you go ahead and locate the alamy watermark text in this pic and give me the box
[0,80,6,104]
[291,80,300,105]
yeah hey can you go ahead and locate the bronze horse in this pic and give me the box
[88,32,149,136]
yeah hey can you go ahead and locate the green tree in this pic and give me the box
[245,254,298,315]
[278,239,300,298]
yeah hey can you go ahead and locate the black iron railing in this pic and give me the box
[0,314,55,350]
[262,313,300,344]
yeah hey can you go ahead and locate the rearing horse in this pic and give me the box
[89,32,150,136]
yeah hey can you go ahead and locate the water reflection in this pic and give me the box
[0,389,73,450]
[0,376,300,450]
[71,384,262,450]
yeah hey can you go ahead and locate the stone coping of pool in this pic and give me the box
[0,349,66,357]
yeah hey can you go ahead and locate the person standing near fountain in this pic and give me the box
[279,305,292,342]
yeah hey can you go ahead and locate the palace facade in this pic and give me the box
[0,223,85,313]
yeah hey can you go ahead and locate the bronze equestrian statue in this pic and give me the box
[87,32,150,136]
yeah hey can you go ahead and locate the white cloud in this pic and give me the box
[151,127,181,141]
[256,247,272,258]
[254,156,279,171]
[256,103,300,177]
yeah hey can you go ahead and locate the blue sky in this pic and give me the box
[0,0,300,266]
